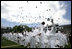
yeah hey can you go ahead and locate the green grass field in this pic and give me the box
[1,37,26,48]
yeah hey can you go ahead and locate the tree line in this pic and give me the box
[1,25,32,34]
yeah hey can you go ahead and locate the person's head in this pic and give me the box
[47,18,50,21]
[51,19,53,23]
[48,25,52,31]
[56,30,58,33]
[61,30,64,33]
[33,36,35,38]
[38,33,41,36]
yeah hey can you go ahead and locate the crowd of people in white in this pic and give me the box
[2,18,68,48]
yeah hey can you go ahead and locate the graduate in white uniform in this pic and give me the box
[30,35,36,48]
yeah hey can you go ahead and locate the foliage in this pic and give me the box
[11,25,32,33]
[64,42,71,48]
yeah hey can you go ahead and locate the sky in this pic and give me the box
[1,1,71,27]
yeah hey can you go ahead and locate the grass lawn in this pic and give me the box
[5,45,27,48]
[1,37,27,48]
